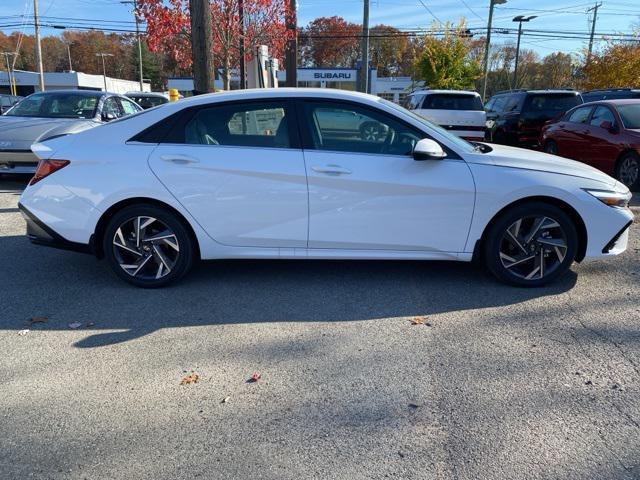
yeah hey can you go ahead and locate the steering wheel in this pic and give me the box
[380,126,396,154]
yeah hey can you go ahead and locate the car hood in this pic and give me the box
[472,143,618,187]
[0,116,98,151]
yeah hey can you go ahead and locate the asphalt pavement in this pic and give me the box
[0,176,639,480]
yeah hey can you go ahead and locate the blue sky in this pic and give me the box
[1,0,638,59]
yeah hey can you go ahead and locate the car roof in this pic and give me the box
[410,89,480,96]
[172,87,385,108]
[583,99,640,106]
[27,89,108,97]
[582,88,640,93]
[492,89,579,96]
[126,91,167,97]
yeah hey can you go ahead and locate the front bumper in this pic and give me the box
[18,202,94,254]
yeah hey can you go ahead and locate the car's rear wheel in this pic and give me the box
[544,140,558,155]
[484,202,578,287]
[615,152,640,189]
[103,205,194,288]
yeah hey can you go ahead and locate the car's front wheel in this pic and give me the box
[484,202,578,287]
[615,152,640,189]
[103,204,195,288]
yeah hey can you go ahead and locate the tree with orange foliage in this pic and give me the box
[581,42,640,90]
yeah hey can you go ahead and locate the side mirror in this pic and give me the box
[413,138,446,161]
[102,112,116,122]
[600,120,617,133]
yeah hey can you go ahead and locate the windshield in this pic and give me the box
[523,94,582,117]
[128,95,168,109]
[422,94,484,111]
[380,98,477,154]
[6,92,100,119]
[617,104,640,129]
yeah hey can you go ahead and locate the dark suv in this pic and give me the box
[581,88,640,103]
[485,89,583,148]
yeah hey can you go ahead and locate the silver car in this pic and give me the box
[0,90,142,174]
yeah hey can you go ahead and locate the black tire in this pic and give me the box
[484,202,578,287]
[544,140,558,155]
[103,204,195,288]
[615,151,640,190]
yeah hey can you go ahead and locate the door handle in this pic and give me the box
[311,164,352,175]
[159,154,200,164]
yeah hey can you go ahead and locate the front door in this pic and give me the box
[297,99,475,253]
[148,99,308,248]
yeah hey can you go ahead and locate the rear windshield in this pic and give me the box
[617,104,640,129]
[128,95,168,109]
[6,92,100,119]
[422,94,483,111]
[523,94,582,116]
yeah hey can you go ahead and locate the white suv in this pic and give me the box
[403,90,486,141]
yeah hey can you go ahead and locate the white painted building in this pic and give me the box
[168,68,419,104]
[0,70,151,96]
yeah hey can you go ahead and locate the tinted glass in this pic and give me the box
[403,94,424,110]
[7,92,100,118]
[487,95,508,113]
[421,94,483,111]
[503,94,523,112]
[617,104,640,129]
[128,95,168,109]
[182,101,290,148]
[568,106,592,124]
[589,106,616,127]
[302,101,422,156]
[523,94,581,116]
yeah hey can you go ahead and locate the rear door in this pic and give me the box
[148,99,309,248]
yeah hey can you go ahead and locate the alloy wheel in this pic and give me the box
[112,216,180,280]
[618,156,639,187]
[498,215,568,280]
[361,124,380,141]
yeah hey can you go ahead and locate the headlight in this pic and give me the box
[583,188,632,208]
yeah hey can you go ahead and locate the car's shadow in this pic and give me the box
[0,233,579,348]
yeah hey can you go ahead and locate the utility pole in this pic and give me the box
[96,53,114,91]
[121,0,145,91]
[482,0,507,101]
[239,0,245,89]
[188,0,215,93]
[64,41,73,71]
[512,15,536,89]
[2,52,18,96]
[587,2,601,64]
[360,0,370,93]
[285,0,297,87]
[33,0,45,91]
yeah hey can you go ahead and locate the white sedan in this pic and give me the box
[19,89,633,288]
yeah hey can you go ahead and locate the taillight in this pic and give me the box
[29,159,70,186]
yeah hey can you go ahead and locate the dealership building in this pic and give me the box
[168,68,418,104]
[0,70,150,96]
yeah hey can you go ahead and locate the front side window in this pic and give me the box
[120,98,140,116]
[6,92,99,119]
[568,106,592,124]
[487,95,508,113]
[421,94,483,111]
[589,106,616,127]
[301,100,422,156]
[182,101,290,148]
[102,97,122,119]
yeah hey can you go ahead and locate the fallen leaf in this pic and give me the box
[30,316,48,324]
[221,396,230,404]
[180,373,200,385]
[68,322,82,329]
[17,329,29,336]
[247,372,261,383]
[410,316,427,325]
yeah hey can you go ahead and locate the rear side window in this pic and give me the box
[567,106,592,124]
[175,101,292,148]
[421,94,483,111]
[403,94,424,110]
[523,94,582,117]
[589,106,616,127]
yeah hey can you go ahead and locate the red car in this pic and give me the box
[540,99,640,189]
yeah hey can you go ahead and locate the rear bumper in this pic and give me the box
[18,202,94,254]
[0,150,39,173]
